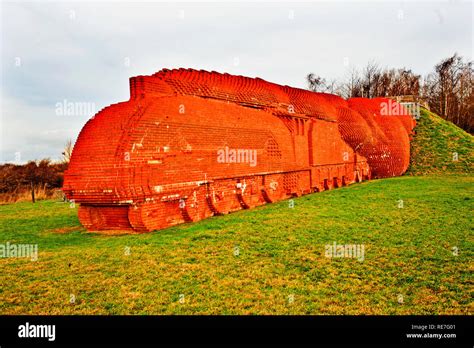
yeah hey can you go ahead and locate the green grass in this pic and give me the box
[1,175,472,315]
[407,109,473,175]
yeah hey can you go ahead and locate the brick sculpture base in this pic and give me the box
[63,68,416,232]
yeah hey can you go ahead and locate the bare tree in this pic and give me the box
[307,73,328,92]
[61,140,74,164]
[338,67,363,98]
[361,61,381,98]
[305,54,472,133]
[424,53,474,133]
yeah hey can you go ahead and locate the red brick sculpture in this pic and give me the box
[63,68,416,232]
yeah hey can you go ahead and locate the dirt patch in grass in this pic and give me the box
[49,227,83,234]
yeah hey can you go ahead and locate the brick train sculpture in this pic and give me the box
[63,68,416,232]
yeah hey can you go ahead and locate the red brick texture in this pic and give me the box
[63,68,416,232]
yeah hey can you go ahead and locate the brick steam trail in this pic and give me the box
[63,68,416,232]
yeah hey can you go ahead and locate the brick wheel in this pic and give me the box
[179,186,214,222]
[78,205,96,230]
[128,201,183,232]
[323,178,334,190]
[261,174,288,203]
[205,180,241,215]
[333,177,342,188]
[235,178,266,209]
[78,204,132,231]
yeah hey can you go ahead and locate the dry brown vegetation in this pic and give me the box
[0,159,67,204]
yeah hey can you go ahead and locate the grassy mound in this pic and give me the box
[407,109,473,175]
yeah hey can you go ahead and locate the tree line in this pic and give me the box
[0,141,73,203]
[307,53,473,134]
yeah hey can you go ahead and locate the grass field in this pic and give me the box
[1,175,472,315]
[407,109,473,175]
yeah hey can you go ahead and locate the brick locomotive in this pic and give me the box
[63,69,416,232]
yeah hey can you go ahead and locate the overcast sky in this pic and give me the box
[0,0,472,163]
